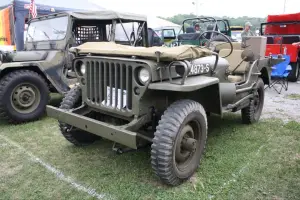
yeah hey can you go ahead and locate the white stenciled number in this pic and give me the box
[204,64,210,73]
[189,64,210,75]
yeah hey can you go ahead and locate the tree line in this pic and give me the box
[160,14,267,30]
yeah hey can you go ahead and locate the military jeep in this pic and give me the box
[0,10,148,123]
[46,30,284,186]
[171,17,234,47]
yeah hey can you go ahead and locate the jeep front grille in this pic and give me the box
[85,60,133,113]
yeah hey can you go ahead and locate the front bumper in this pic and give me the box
[46,105,137,149]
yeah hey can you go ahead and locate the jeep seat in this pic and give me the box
[219,49,250,83]
[211,41,242,52]
[177,33,201,41]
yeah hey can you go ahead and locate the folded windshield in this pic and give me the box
[26,16,68,42]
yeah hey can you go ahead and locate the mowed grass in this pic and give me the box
[0,103,299,200]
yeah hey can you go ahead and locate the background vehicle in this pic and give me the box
[230,26,244,42]
[46,29,284,186]
[0,0,104,51]
[0,10,150,123]
[260,12,300,82]
[153,26,181,46]
[172,17,234,46]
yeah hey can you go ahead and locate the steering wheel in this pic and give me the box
[198,30,234,58]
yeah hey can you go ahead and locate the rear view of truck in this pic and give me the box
[261,12,300,82]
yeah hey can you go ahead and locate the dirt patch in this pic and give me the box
[0,163,23,178]
[262,82,300,123]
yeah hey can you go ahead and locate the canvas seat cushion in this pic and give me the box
[219,49,249,73]
[228,75,243,83]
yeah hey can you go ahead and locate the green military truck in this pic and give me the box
[47,28,284,186]
[0,10,150,123]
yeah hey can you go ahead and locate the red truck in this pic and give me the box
[260,12,300,82]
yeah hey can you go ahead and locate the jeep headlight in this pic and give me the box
[138,68,150,84]
[80,63,86,75]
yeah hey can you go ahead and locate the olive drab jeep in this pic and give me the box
[0,10,150,123]
[171,17,234,47]
[46,22,285,186]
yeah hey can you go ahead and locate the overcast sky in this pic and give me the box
[90,0,300,18]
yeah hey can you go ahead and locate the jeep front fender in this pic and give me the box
[0,62,69,94]
[148,76,222,116]
[148,76,219,92]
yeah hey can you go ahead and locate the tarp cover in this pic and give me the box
[69,42,213,61]
[67,10,147,22]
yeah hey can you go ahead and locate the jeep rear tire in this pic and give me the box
[287,62,299,82]
[0,70,49,123]
[241,78,265,124]
[59,86,101,146]
[151,100,207,186]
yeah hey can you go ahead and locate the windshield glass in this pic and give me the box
[26,16,68,42]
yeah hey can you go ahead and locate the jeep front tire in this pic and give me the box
[59,86,101,146]
[151,99,207,186]
[0,70,49,123]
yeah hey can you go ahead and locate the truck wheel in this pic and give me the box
[0,70,49,123]
[287,62,299,82]
[151,100,207,186]
[241,78,264,124]
[59,86,100,146]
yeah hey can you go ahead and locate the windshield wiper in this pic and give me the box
[42,31,51,40]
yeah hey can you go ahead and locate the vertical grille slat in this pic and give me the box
[89,61,94,102]
[99,62,103,105]
[104,62,107,105]
[109,62,113,107]
[126,65,129,111]
[120,64,124,109]
[114,64,118,109]
[93,61,98,104]
[86,59,133,113]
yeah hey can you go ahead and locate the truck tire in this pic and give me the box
[287,62,299,82]
[241,78,264,124]
[0,70,49,123]
[151,99,207,186]
[59,86,101,146]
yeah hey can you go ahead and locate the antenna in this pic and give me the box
[283,0,287,13]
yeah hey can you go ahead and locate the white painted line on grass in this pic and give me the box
[0,134,111,200]
[209,134,275,199]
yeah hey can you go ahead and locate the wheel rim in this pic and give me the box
[174,120,201,174]
[11,83,41,114]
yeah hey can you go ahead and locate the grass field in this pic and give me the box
[0,98,299,200]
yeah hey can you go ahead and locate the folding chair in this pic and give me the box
[265,54,292,94]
